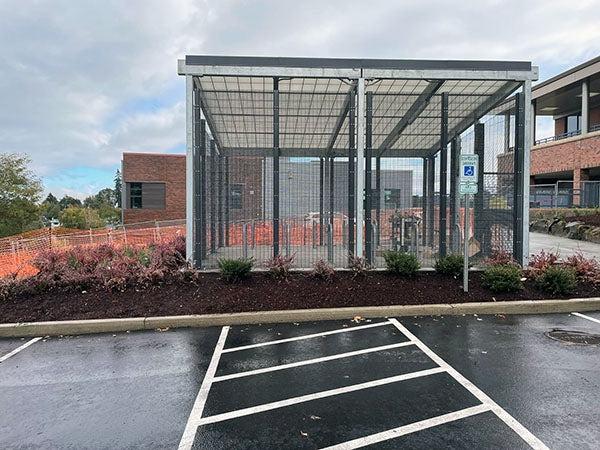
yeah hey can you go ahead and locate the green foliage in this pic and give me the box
[435,254,464,277]
[0,153,43,237]
[58,195,82,210]
[114,169,122,208]
[383,250,420,277]
[481,264,524,293]
[59,206,104,229]
[218,257,254,282]
[535,266,577,295]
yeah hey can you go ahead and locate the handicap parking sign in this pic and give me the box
[460,155,478,182]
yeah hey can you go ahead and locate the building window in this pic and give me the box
[384,188,402,209]
[566,115,581,133]
[230,184,244,209]
[130,182,143,209]
[127,182,165,210]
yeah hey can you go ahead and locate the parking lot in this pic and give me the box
[1,312,599,449]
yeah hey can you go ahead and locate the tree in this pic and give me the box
[59,195,82,209]
[83,188,116,209]
[0,153,43,237]
[114,169,122,208]
[44,193,58,204]
[59,206,104,229]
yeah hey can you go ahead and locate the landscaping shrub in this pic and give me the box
[383,251,420,277]
[311,259,335,281]
[481,264,523,293]
[434,254,463,277]
[264,254,295,279]
[348,254,369,277]
[217,257,254,283]
[564,252,600,282]
[528,250,558,275]
[485,250,518,267]
[535,266,577,295]
[27,236,188,293]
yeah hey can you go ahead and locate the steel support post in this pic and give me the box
[217,154,224,247]
[422,158,428,243]
[273,77,280,257]
[473,123,486,255]
[224,156,230,247]
[355,78,366,258]
[426,156,435,246]
[439,92,449,257]
[319,157,324,245]
[200,121,207,262]
[210,140,217,254]
[375,155,381,246]
[523,80,532,266]
[185,76,194,264]
[449,138,461,253]
[329,156,335,229]
[348,91,356,255]
[513,92,525,263]
[365,92,373,263]
[192,92,204,268]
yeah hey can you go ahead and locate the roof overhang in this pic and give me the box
[180,55,537,158]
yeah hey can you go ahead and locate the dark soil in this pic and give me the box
[2,271,599,324]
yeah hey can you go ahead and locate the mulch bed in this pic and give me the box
[1,271,599,324]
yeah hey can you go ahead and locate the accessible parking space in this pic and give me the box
[0,312,599,449]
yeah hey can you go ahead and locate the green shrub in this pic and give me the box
[435,254,464,277]
[535,266,577,295]
[217,257,254,282]
[482,264,523,293]
[383,251,420,277]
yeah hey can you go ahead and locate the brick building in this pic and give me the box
[121,152,263,224]
[496,55,600,207]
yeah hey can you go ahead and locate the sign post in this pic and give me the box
[459,155,479,293]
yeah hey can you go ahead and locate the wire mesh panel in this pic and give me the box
[186,57,531,269]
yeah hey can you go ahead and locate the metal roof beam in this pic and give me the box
[442,81,520,148]
[326,82,356,155]
[193,77,224,153]
[220,147,435,158]
[377,80,444,156]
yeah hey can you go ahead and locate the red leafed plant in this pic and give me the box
[485,250,519,267]
[311,259,335,281]
[264,254,295,279]
[564,252,600,282]
[528,250,558,277]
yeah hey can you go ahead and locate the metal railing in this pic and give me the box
[534,130,581,145]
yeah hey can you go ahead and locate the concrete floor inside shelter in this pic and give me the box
[0,312,599,449]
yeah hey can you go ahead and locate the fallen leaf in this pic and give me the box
[351,316,364,323]
[300,431,308,437]
[156,327,170,332]
[309,415,321,420]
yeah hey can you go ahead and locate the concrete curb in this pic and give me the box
[1,297,599,338]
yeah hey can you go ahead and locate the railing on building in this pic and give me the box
[530,181,600,209]
[534,130,581,146]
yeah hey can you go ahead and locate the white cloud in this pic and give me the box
[0,0,598,192]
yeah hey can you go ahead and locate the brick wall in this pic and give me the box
[122,153,186,224]
[530,132,600,176]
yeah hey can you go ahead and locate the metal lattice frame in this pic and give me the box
[181,56,537,268]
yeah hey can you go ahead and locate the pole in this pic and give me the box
[463,194,470,293]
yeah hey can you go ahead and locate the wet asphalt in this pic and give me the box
[0,312,599,449]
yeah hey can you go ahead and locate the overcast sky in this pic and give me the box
[1,0,599,199]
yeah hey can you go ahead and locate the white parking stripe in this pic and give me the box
[0,337,41,363]
[213,341,415,382]
[221,321,392,353]
[178,326,230,450]
[198,367,445,426]
[321,404,491,449]
[572,312,600,325]
[388,319,549,450]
